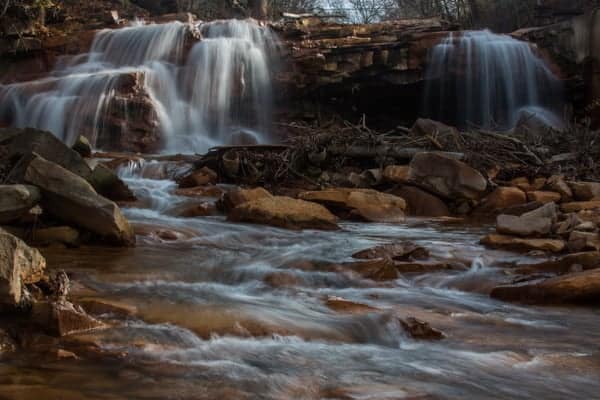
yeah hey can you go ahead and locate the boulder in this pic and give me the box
[89,164,136,201]
[4,128,93,181]
[382,165,410,184]
[72,135,92,158]
[475,187,527,215]
[345,258,399,281]
[352,241,429,261]
[31,300,104,337]
[0,228,46,307]
[175,185,224,198]
[547,175,573,201]
[516,252,600,275]
[176,202,218,218]
[178,167,218,188]
[496,202,557,237]
[409,152,487,200]
[219,187,273,212]
[299,188,406,223]
[490,268,600,305]
[391,186,450,217]
[526,191,561,204]
[24,156,135,246]
[411,118,458,137]
[0,184,41,224]
[510,177,532,191]
[561,201,600,213]
[480,234,565,253]
[228,196,339,230]
[569,181,600,201]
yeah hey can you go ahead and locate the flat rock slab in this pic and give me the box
[481,234,565,253]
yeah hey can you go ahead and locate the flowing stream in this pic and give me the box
[1,163,599,399]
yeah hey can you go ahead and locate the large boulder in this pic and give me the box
[491,268,600,305]
[569,181,600,201]
[228,196,339,230]
[89,163,136,201]
[218,187,273,212]
[475,186,527,215]
[391,186,450,217]
[0,184,41,224]
[299,188,406,222]
[4,128,93,181]
[495,203,558,237]
[409,152,487,200]
[24,156,135,246]
[0,228,46,307]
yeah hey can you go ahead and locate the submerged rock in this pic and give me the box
[409,152,487,200]
[325,296,379,314]
[491,268,600,305]
[0,228,46,308]
[400,317,445,340]
[299,188,406,223]
[0,184,41,224]
[228,196,339,230]
[31,300,105,337]
[24,155,135,246]
[352,241,429,261]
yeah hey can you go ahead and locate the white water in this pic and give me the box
[0,19,277,153]
[424,30,564,129]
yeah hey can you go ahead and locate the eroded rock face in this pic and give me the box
[24,156,135,246]
[409,152,487,200]
[0,184,40,224]
[0,228,46,307]
[228,196,339,230]
[299,188,406,223]
[491,268,600,305]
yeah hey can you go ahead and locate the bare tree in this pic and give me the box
[347,0,397,23]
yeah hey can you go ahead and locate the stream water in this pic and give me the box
[1,163,599,399]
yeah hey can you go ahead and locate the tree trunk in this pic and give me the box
[248,0,268,19]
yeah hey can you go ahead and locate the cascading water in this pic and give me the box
[0,19,277,153]
[423,30,564,130]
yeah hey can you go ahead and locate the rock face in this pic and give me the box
[491,268,600,305]
[299,188,406,222]
[409,152,487,200]
[24,156,135,246]
[0,184,41,224]
[0,228,46,307]
[228,196,339,230]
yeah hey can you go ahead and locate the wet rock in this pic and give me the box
[31,227,80,247]
[391,186,450,217]
[72,135,92,158]
[0,228,46,307]
[4,128,93,181]
[496,213,552,237]
[568,231,600,252]
[400,317,445,340]
[569,181,600,201]
[490,268,600,305]
[31,300,105,337]
[79,298,137,318]
[393,260,465,273]
[353,241,429,261]
[24,155,135,246]
[178,167,218,188]
[89,163,136,202]
[228,196,339,230]
[345,258,398,281]
[176,202,218,218]
[299,188,406,223]
[481,234,565,253]
[218,187,273,212]
[526,191,562,204]
[561,201,600,213]
[325,296,379,314]
[516,252,600,275]
[0,184,41,224]
[409,152,487,200]
[475,187,527,215]
[547,175,573,201]
[382,165,410,184]
[175,185,224,198]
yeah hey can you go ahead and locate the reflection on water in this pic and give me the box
[1,168,599,399]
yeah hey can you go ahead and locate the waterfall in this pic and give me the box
[0,19,277,153]
[423,30,563,130]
